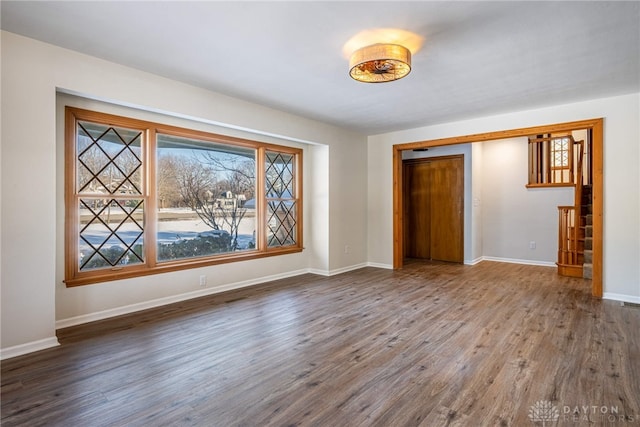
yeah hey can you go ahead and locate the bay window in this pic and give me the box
[65,107,302,286]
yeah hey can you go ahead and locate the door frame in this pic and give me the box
[403,155,464,262]
[392,118,603,298]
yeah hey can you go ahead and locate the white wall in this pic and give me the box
[1,31,368,357]
[307,145,330,273]
[368,92,640,302]
[471,143,483,262]
[327,133,368,274]
[480,138,573,264]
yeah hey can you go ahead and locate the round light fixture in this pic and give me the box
[349,43,412,83]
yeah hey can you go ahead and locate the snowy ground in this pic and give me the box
[157,216,255,247]
[80,208,256,253]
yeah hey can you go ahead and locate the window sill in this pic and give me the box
[64,246,303,287]
[526,183,575,189]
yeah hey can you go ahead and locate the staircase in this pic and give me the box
[556,139,592,280]
[582,185,593,279]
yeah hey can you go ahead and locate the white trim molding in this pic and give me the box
[57,264,383,330]
[479,256,556,267]
[366,262,393,270]
[332,262,370,275]
[56,269,309,329]
[603,293,640,305]
[1,337,60,360]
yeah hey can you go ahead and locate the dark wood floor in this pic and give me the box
[2,261,639,426]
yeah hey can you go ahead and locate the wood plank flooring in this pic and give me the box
[2,261,639,426]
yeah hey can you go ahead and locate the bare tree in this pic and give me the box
[157,154,184,209]
[172,153,256,251]
[174,157,223,231]
[200,153,255,250]
[202,152,255,200]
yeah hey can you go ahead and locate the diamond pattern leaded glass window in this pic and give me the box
[75,121,145,270]
[265,151,298,247]
[78,199,144,270]
[550,137,570,169]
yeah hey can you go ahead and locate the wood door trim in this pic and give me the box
[392,118,603,298]
[403,154,464,165]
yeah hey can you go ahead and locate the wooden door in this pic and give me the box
[404,161,432,258]
[403,156,464,263]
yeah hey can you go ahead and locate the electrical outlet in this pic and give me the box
[199,275,207,286]
[344,245,350,254]
[529,241,536,250]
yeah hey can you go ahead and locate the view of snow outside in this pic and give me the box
[77,124,257,268]
[78,208,256,264]
[156,208,256,248]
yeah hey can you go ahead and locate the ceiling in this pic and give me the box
[2,1,639,135]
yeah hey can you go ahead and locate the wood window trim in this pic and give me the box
[525,183,575,189]
[392,118,604,298]
[65,107,303,287]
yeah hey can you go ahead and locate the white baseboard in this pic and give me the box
[305,268,329,276]
[56,268,310,329]
[366,262,393,269]
[464,257,484,266]
[327,263,369,276]
[309,262,389,276]
[1,336,60,360]
[603,292,640,305]
[57,263,386,329]
[480,256,556,267]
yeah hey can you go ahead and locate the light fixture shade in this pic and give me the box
[349,43,411,83]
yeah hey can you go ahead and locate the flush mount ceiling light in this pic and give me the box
[343,28,423,84]
[349,43,411,83]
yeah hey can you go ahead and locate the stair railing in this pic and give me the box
[557,205,577,265]
[557,139,585,269]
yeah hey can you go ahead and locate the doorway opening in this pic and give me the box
[392,118,603,298]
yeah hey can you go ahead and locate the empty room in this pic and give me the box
[1,2,639,426]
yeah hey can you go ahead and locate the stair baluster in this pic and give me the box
[556,139,588,278]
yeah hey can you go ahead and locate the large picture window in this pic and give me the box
[65,107,302,286]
